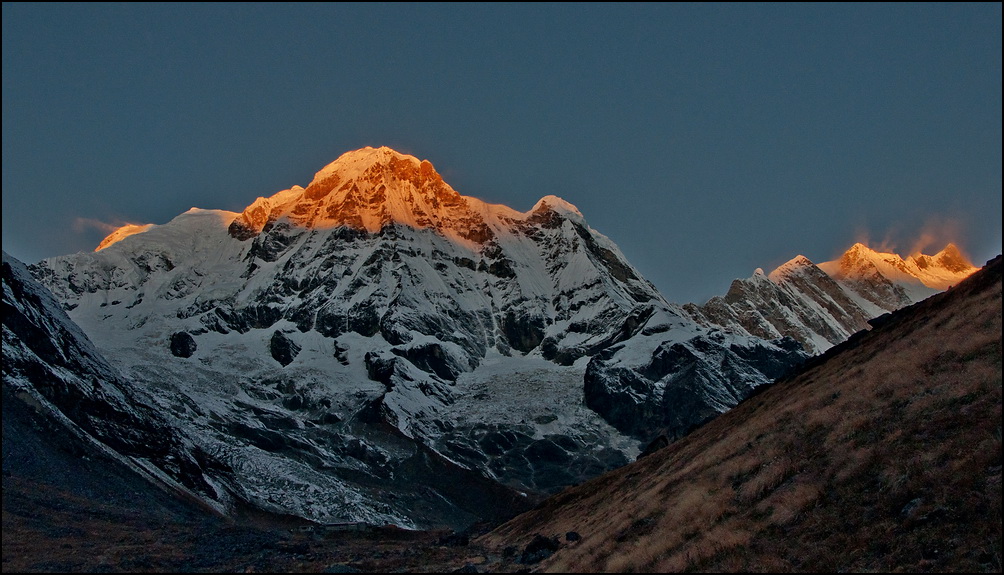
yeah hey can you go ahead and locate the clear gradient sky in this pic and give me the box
[3,3,1001,304]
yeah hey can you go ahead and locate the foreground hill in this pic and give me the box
[480,254,1002,572]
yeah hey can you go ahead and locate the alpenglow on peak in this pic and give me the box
[224,146,585,248]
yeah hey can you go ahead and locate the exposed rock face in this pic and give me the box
[434,422,631,494]
[269,330,300,366]
[685,259,874,354]
[584,326,806,439]
[26,147,812,527]
[170,331,197,358]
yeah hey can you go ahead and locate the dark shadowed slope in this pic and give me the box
[480,255,1002,572]
[2,383,232,572]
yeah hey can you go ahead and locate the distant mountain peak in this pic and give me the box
[822,241,978,291]
[765,255,816,284]
[90,148,591,256]
[690,240,982,355]
[219,146,617,254]
[839,241,891,264]
[927,242,973,274]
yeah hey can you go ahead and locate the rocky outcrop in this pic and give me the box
[169,331,197,358]
[583,326,807,440]
[434,422,630,495]
[269,330,301,366]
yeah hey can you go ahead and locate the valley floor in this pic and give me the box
[1,474,519,573]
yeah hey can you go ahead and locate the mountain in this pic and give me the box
[24,146,805,527]
[6,248,1000,573]
[685,243,979,354]
[479,254,1002,572]
[818,242,976,308]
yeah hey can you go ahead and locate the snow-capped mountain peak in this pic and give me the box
[822,242,914,280]
[906,243,980,289]
[531,195,584,219]
[28,146,808,527]
[766,255,815,283]
[226,146,523,249]
[687,241,980,355]
[929,243,971,271]
[819,241,978,292]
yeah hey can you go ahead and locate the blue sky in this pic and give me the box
[3,3,1001,303]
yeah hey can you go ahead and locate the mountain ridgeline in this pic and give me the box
[9,146,975,529]
[685,242,978,354]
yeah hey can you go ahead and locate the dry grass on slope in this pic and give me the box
[481,256,1002,573]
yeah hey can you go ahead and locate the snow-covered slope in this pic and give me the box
[685,243,979,354]
[29,146,806,526]
[2,251,228,512]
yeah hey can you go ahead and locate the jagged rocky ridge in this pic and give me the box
[684,243,978,354]
[26,147,806,526]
